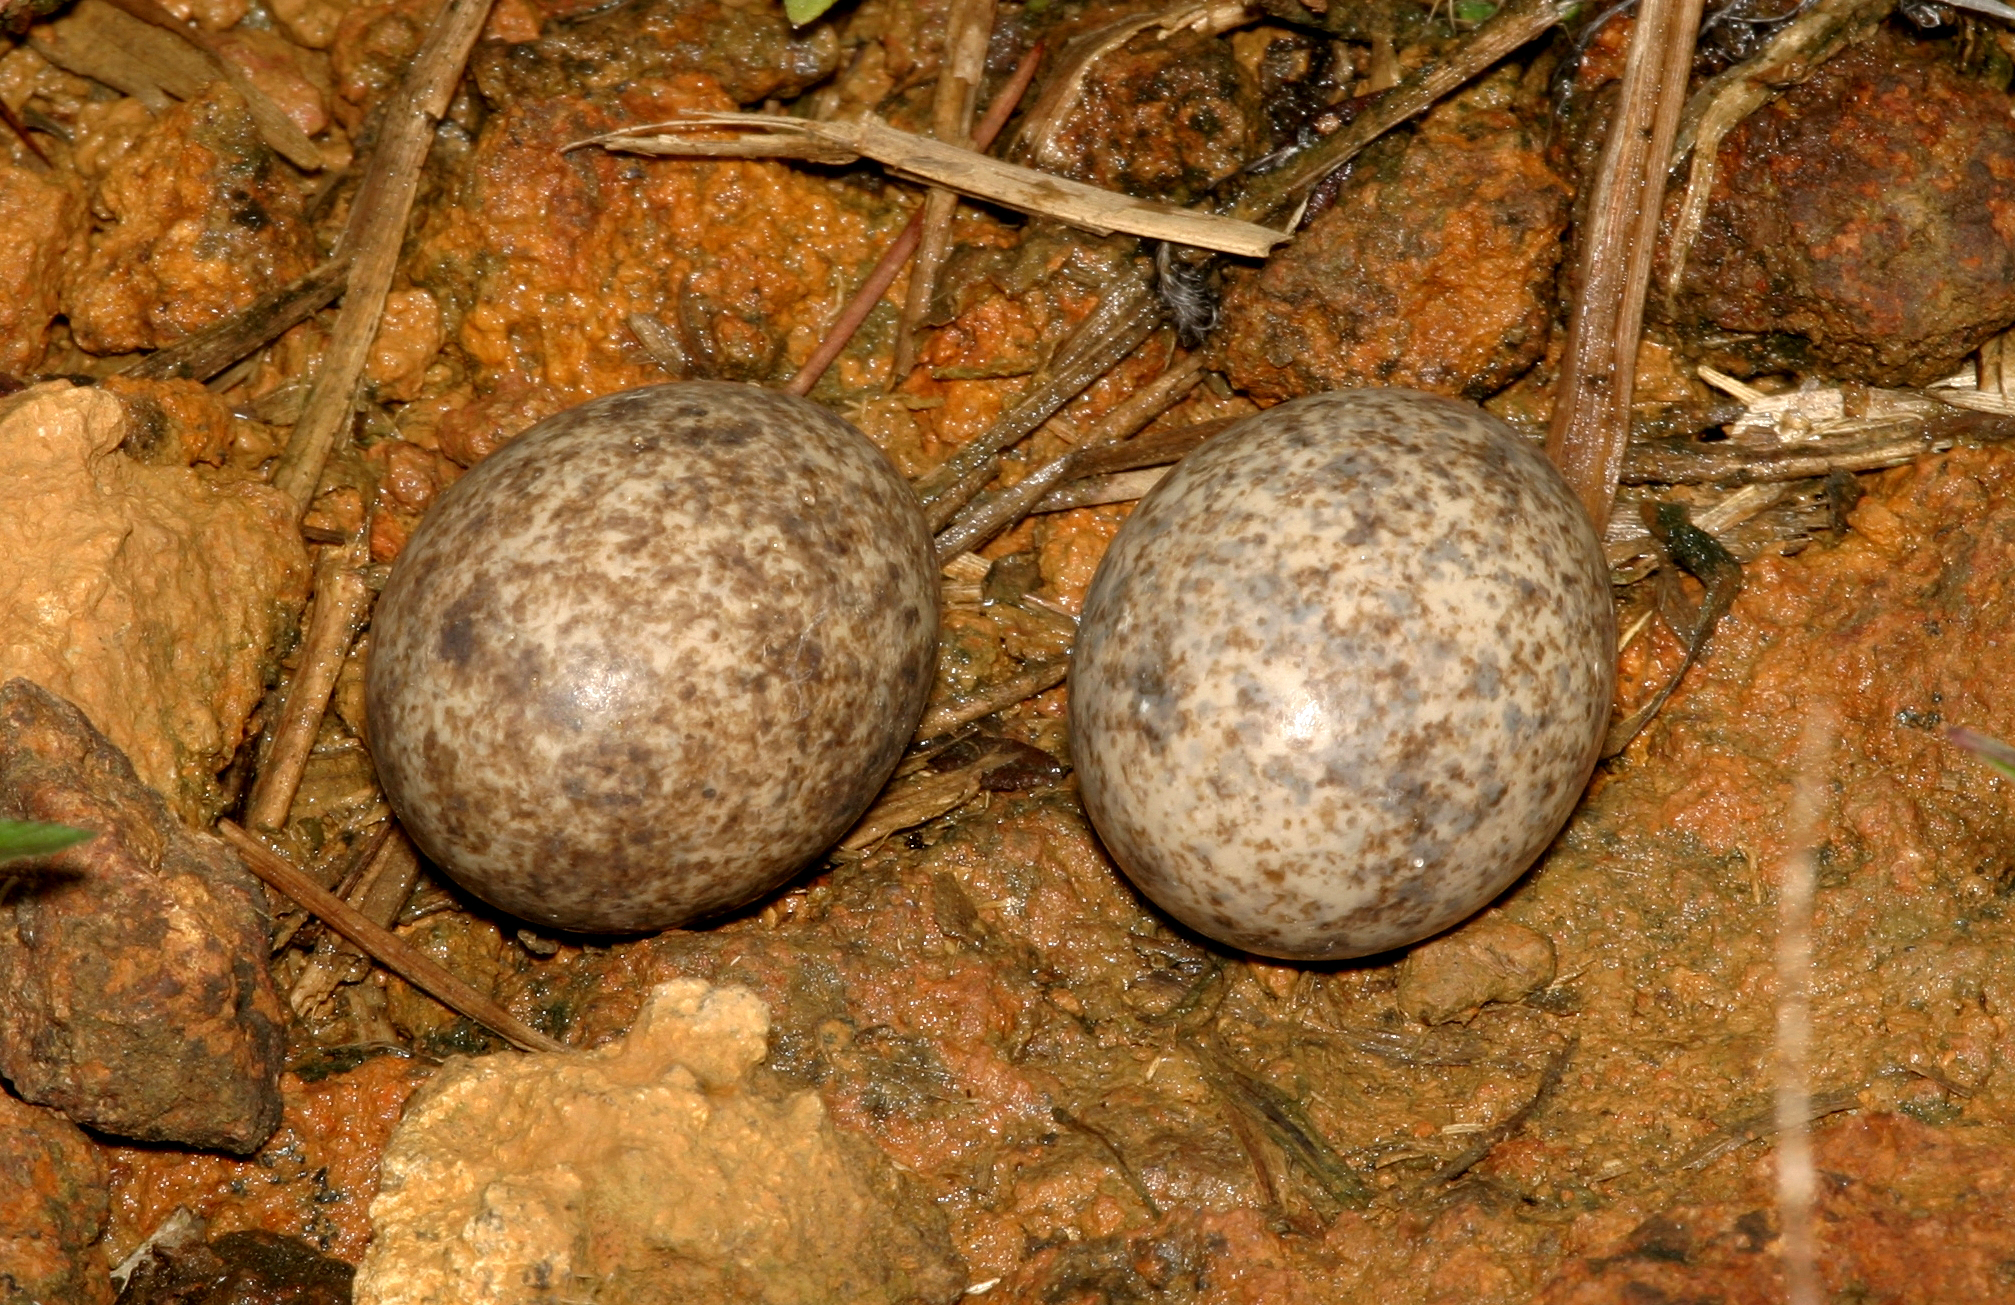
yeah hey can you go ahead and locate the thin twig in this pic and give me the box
[587,113,1287,258]
[932,353,1203,560]
[0,96,52,169]
[270,0,499,514]
[219,821,569,1054]
[1545,0,1706,532]
[1221,0,1569,224]
[915,268,1163,529]
[785,40,1043,399]
[244,539,373,831]
[890,0,996,386]
[121,258,349,383]
[289,823,422,1016]
[914,657,1071,739]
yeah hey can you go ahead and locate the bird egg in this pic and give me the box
[366,382,938,934]
[1068,388,1614,960]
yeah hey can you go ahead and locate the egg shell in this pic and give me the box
[1068,388,1614,960]
[366,382,938,934]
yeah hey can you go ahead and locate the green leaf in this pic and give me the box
[1948,727,2015,780]
[1454,0,1499,20]
[783,0,838,25]
[0,820,95,866]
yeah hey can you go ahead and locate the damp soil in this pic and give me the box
[8,0,2015,1301]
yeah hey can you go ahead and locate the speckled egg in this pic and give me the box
[1069,388,1614,960]
[367,382,938,934]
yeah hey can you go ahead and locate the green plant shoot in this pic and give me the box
[0,819,95,866]
[784,0,839,25]
[1948,727,2015,780]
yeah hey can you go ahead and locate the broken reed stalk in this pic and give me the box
[219,820,570,1054]
[1223,0,1569,224]
[122,258,349,383]
[890,0,997,386]
[915,268,1163,529]
[98,0,324,170]
[243,539,372,832]
[1774,714,1834,1305]
[270,0,500,516]
[1544,0,1705,535]
[289,823,422,1016]
[784,40,1044,399]
[914,656,1071,739]
[932,352,1204,561]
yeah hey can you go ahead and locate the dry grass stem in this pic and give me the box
[787,40,1043,399]
[244,540,373,832]
[1545,0,1706,532]
[890,0,997,384]
[271,0,500,514]
[915,657,1071,739]
[1031,466,1170,513]
[122,259,349,383]
[98,0,324,169]
[1774,713,1835,1305]
[590,114,1287,258]
[220,821,570,1054]
[1223,0,1568,224]
[289,824,422,1016]
[1661,0,1892,300]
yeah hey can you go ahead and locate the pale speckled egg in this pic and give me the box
[367,382,938,934]
[1068,388,1614,960]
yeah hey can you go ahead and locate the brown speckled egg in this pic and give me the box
[1069,388,1613,961]
[367,382,937,934]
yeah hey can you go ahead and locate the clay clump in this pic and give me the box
[354,980,965,1305]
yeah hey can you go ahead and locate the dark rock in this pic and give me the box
[0,1086,112,1305]
[116,1229,353,1305]
[1028,28,1261,207]
[1666,28,2015,386]
[471,0,841,109]
[1215,74,1571,402]
[0,679,284,1153]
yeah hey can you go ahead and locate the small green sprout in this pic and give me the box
[1948,727,2015,780]
[1455,0,1501,21]
[0,819,95,866]
[784,0,839,25]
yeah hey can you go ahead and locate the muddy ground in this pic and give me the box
[6,0,2015,1300]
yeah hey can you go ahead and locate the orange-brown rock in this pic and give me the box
[1216,75,1570,402]
[0,1088,111,1305]
[0,162,82,376]
[61,83,319,356]
[0,679,285,1153]
[0,383,309,821]
[1667,28,2015,386]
